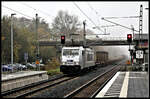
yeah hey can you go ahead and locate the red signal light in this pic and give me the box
[61,36,65,44]
[127,34,132,43]
[61,36,65,39]
[128,34,132,38]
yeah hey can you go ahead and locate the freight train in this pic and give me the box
[95,51,108,66]
[60,46,125,74]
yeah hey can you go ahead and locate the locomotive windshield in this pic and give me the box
[63,49,79,56]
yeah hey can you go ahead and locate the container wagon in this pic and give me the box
[95,51,108,66]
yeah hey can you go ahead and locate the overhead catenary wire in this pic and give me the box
[2,5,33,19]
[87,2,103,18]
[87,2,101,26]
[100,25,119,28]
[22,3,37,11]
[21,3,55,19]
[73,2,104,33]
[103,16,139,19]
[87,3,112,35]
[101,17,139,32]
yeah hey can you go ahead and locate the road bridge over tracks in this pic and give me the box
[39,34,148,47]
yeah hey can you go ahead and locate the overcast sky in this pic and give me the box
[1,1,149,58]
[2,1,148,36]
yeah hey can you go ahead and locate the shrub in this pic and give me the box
[47,68,62,76]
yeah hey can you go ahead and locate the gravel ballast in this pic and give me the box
[32,65,116,98]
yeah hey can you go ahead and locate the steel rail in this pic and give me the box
[2,74,68,97]
[90,71,116,98]
[63,66,120,98]
[15,77,77,98]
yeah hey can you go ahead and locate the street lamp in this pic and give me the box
[11,13,16,68]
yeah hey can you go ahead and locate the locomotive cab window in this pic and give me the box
[63,49,79,56]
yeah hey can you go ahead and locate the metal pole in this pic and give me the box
[131,25,134,40]
[133,28,134,41]
[35,13,37,70]
[143,51,145,71]
[11,15,13,66]
[11,13,16,71]
[139,5,143,66]
[131,27,134,66]
[139,5,143,43]
[36,13,40,71]
[36,13,39,57]
[129,44,132,66]
[131,50,133,66]
[83,20,86,46]
[83,20,86,67]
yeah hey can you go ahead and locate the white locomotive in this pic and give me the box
[60,46,95,74]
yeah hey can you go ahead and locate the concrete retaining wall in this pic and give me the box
[2,71,48,92]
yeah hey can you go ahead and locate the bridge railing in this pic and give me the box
[101,37,127,41]
[39,37,127,42]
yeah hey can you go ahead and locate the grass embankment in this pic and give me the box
[47,68,62,75]
[41,58,62,76]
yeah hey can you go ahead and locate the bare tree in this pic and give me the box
[51,10,81,39]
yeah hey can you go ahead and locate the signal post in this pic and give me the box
[127,34,133,65]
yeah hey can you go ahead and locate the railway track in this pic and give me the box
[2,63,122,98]
[2,74,78,98]
[64,66,121,98]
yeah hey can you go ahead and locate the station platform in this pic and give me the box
[1,71,48,92]
[95,71,149,98]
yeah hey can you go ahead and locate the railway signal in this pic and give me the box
[61,35,65,44]
[127,34,132,43]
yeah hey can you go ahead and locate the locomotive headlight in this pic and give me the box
[62,62,64,65]
[74,61,79,65]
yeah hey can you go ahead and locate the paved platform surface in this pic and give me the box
[95,71,149,98]
[2,71,47,81]
[127,72,149,97]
